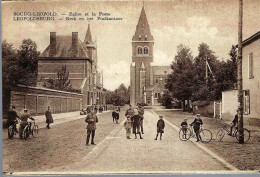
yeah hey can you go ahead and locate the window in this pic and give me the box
[158,93,161,99]
[164,71,167,74]
[155,93,158,98]
[249,53,254,79]
[244,90,250,114]
[155,79,158,83]
[144,47,149,55]
[145,34,147,40]
[139,35,141,40]
[137,47,142,55]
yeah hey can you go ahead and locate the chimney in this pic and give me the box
[72,32,78,58]
[49,32,56,57]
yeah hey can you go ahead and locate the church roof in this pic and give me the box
[153,66,171,75]
[84,24,95,47]
[39,35,89,58]
[145,85,158,91]
[132,6,154,41]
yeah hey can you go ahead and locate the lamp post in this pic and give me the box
[237,0,244,144]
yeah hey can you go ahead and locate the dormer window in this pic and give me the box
[137,47,142,55]
[139,35,141,40]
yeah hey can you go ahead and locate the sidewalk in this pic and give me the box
[2,110,111,133]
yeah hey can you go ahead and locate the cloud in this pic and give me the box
[100,60,130,90]
[152,16,236,63]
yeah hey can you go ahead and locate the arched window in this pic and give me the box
[137,47,143,55]
[144,47,149,55]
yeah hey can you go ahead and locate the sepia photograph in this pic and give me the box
[1,0,260,175]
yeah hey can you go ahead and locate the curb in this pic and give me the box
[151,110,239,171]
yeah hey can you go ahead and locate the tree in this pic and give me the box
[2,41,19,116]
[105,84,130,105]
[193,43,220,101]
[2,39,40,116]
[17,39,40,86]
[43,65,75,92]
[165,44,195,111]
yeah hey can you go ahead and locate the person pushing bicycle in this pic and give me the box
[7,106,20,139]
[190,114,203,142]
[19,109,34,138]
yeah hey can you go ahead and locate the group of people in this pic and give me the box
[124,104,144,139]
[112,107,120,124]
[123,104,166,140]
[7,106,53,139]
[81,104,107,115]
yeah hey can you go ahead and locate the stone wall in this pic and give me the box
[10,85,82,116]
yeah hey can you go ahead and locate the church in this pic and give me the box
[130,6,171,106]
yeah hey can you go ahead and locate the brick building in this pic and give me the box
[130,6,171,106]
[37,24,106,108]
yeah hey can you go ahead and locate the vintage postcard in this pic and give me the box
[1,0,260,175]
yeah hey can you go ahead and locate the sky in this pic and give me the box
[2,0,260,90]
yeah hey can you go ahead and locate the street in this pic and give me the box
[3,109,236,174]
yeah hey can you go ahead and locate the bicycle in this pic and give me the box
[216,122,250,143]
[23,118,39,140]
[179,124,212,143]
[8,119,21,139]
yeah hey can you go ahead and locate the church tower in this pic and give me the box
[130,6,154,105]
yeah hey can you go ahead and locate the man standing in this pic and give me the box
[85,108,99,146]
[19,109,31,138]
[45,106,53,129]
[125,104,134,119]
[7,106,20,138]
[131,109,143,139]
[138,104,145,134]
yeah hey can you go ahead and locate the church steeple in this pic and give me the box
[84,24,94,45]
[132,6,154,41]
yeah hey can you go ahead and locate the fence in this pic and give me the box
[10,85,83,116]
[214,101,222,119]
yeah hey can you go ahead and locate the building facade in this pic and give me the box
[37,24,106,108]
[130,7,171,106]
[221,31,260,126]
[241,31,260,125]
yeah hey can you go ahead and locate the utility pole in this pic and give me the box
[237,0,244,143]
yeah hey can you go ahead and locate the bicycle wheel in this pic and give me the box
[8,125,14,139]
[235,128,250,143]
[23,125,30,140]
[199,129,212,143]
[216,128,225,142]
[32,125,39,137]
[179,128,191,141]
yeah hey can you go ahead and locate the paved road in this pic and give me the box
[51,110,231,173]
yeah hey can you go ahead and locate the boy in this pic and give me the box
[155,115,165,140]
[181,118,188,139]
[124,115,132,139]
[190,114,203,142]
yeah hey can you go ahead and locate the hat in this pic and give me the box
[196,114,200,116]
[159,115,163,118]
[184,118,188,120]
[24,108,28,111]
